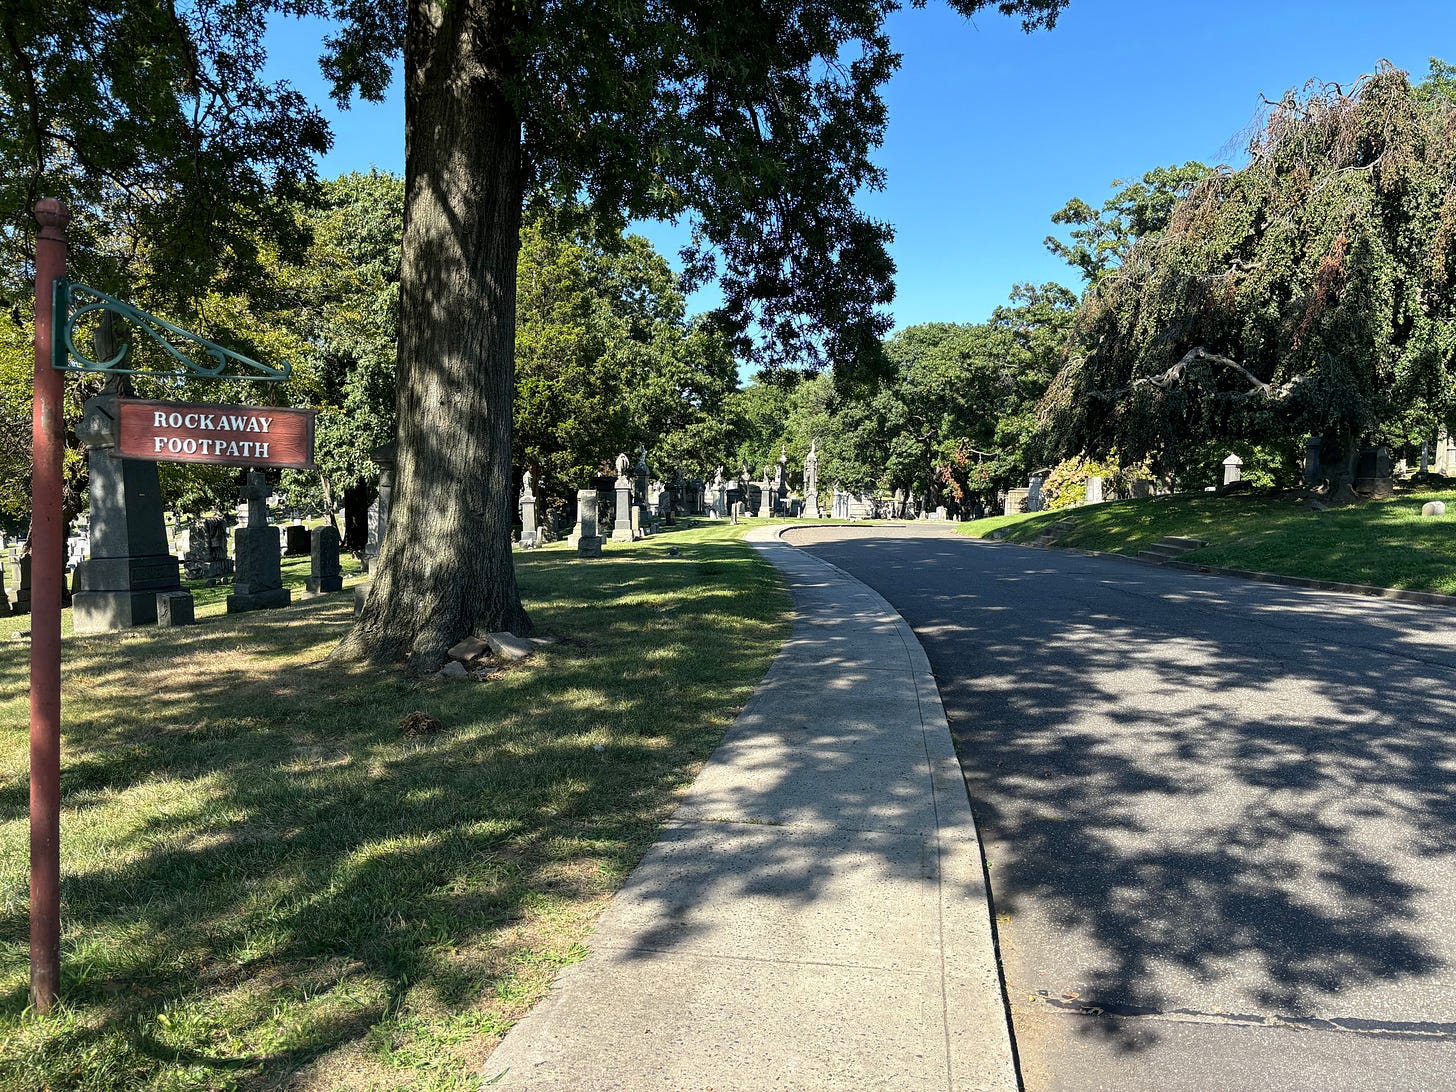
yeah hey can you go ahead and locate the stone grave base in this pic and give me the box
[73,588,173,632]
[227,587,292,614]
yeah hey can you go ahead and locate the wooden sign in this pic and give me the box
[114,399,316,469]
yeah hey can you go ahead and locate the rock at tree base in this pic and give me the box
[487,632,533,661]
[448,635,491,663]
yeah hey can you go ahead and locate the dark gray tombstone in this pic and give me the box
[156,590,196,627]
[307,525,343,594]
[12,555,31,615]
[227,470,291,613]
[284,524,311,555]
[70,342,190,632]
[0,557,9,616]
[1355,446,1394,497]
[1303,435,1322,488]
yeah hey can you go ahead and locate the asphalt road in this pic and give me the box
[788,525,1456,1091]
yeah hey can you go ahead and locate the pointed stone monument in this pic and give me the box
[519,468,538,548]
[71,315,190,633]
[612,452,634,542]
[803,439,821,518]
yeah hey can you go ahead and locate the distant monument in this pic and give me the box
[519,468,538,548]
[803,439,821,519]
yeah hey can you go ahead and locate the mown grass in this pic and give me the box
[961,488,1456,594]
[0,521,789,1090]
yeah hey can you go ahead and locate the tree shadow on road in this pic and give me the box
[793,529,1456,1058]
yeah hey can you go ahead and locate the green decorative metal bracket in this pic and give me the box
[52,279,291,383]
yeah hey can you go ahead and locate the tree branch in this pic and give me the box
[1134,346,1304,399]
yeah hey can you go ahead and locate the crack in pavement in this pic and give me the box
[1018,991,1456,1042]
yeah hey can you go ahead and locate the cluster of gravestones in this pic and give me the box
[8,454,348,633]
[537,440,832,559]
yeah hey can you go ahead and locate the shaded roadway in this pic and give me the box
[787,525,1456,1091]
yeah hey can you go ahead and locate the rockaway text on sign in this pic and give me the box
[115,398,316,469]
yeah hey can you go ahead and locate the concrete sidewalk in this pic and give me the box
[482,526,1015,1091]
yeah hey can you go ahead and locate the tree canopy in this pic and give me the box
[0,0,327,309]
[1039,62,1456,494]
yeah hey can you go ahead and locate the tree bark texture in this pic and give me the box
[339,0,530,671]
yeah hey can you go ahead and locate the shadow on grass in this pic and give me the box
[788,528,1456,1071]
[0,534,786,1089]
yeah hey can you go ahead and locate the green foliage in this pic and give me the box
[0,0,327,311]
[1040,63,1456,489]
[1044,162,1210,283]
[513,211,739,498]
[1040,453,1154,509]
[295,171,404,505]
[1179,438,1301,491]
[318,0,1067,376]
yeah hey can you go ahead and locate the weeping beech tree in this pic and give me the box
[1038,62,1456,497]
[310,0,1070,670]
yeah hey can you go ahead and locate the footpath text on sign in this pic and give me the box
[115,398,315,469]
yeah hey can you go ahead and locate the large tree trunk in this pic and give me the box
[338,0,530,672]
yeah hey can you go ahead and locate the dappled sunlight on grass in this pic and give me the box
[0,521,789,1089]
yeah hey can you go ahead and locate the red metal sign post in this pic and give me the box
[30,199,68,1011]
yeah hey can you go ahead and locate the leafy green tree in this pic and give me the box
[313,0,1069,669]
[513,215,738,497]
[0,0,327,310]
[1039,62,1456,499]
[1044,162,1210,284]
[791,283,1074,513]
[293,171,404,527]
[0,1,329,544]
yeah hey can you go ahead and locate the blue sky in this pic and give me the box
[265,1,1456,331]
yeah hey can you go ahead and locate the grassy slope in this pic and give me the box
[0,522,789,1090]
[961,488,1456,595]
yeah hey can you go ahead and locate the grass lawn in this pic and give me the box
[0,521,789,1090]
[960,488,1456,595]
